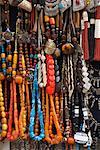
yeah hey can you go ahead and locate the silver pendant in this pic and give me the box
[44,39,56,54]
[74,132,88,144]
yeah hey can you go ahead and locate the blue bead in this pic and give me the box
[30,54,33,58]
[58,3,64,9]
[40,134,45,138]
[30,118,34,124]
[29,125,33,132]
[30,132,35,138]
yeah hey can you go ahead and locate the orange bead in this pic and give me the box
[0,73,5,81]
[8,45,11,50]
[49,130,52,135]
[45,16,49,22]
[15,75,23,84]
[0,102,4,106]
[1,111,6,117]
[0,106,5,111]
[12,64,16,68]
[49,125,52,130]
[67,137,75,145]
[8,67,12,72]
[62,43,74,55]
[56,110,59,114]
[12,71,16,76]
[56,106,59,109]
[2,118,7,124]
[2,124,7,130]
[45,137,51,143]
[50,18,55,25]
[50,134,54,138]
[7,55,12,61]
[0,93,3,97]
[2,63,6,68]
[1,53,5,58]
[1,131,7,137]
[55,101,59,105]
[23,127,26,132]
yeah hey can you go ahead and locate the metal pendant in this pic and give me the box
[8,0,32,12]
[59,0,71,12]
[74,132,88,144]
[45,39,56,54]
[3,28,13,42]
[73,0,85,12]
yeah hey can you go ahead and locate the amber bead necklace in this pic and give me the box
[7,16,20,141]
[18,79,27,139]
[7,79,19,141]
[18,53,27,138]
[0,3,8,140]
[0,74,8,140]
[45,93,62,144]
[16,10,27,139]
[47,16,61,139]
[44,14,62,144]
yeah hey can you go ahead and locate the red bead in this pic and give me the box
[50,18,55,25]
[46,86,55,95]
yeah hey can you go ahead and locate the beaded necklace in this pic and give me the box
[29,64,45,141]
[45,93,63,144]
[38,10,47,88]
[7,15,19,141]
[50,17,61,93]
[0,3,7,141]
[18,79,27,139]
[61,9,76,149]
[39,10,47,124]
[16,10,27,139]
[86,64,100,149]
[44,13,62,144]
[24,11,31,124]
[7,79,19,141]
[3,0,13,79]
[0,78,8,140]
[48,17,62,141]
[29,6,45,141]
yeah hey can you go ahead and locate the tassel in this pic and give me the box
[82,11,89,60]
[88,13,95,61]
[94,6,100,61]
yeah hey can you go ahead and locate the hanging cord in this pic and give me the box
[70,7,76,37]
